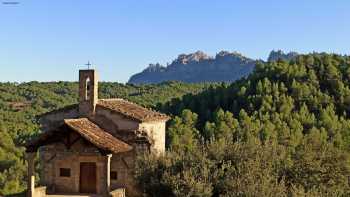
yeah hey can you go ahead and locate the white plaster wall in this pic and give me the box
[139,121,166,153]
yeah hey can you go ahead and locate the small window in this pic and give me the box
[111,171,118,180]
[60,168,71,177]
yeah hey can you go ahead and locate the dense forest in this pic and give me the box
[2,52,350,196]
[136,53,350,196]
[0,81,214,196]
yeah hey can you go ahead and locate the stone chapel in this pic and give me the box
[25,69,169,197]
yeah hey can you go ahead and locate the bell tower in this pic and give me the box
[79,69,98,117]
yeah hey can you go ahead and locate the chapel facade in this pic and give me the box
[25,69,169,197]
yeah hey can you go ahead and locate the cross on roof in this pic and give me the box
[85,61,92,69]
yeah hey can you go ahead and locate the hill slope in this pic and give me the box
[128,51,256,84]
[0,81,214,195]
[136,53,350,196]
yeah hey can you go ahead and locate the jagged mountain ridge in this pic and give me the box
[128,50,300,84]
[267,50,299,62]
[128,51,256,84]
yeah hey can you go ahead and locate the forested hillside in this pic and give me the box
[2,52,350,196]
[0,81,214,196]
[136,53,350,196]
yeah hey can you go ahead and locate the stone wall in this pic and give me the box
[95,107,139,131]
[40,137,105,195]
[94,107,143,144]
[39,106,79,131]
[139,121,166,154]
[109,152,141,197]
[79,70,98,117]
[35,69,167,197]
[110,188,125,197]
[34,186,47,197]
[94,107,166,154]
[40,138,139,196]
[41,152,106,194]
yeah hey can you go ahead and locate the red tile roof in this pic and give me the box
[97,99,170,122]
[64,118,133,154]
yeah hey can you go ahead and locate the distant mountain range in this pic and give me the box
[128,50,299,84]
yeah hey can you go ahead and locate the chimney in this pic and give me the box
[79,69,98,117]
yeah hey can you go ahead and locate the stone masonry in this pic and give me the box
[25,69,169,197]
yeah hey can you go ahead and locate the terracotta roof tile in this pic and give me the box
[64,118,133,154]
[97,99,170,122]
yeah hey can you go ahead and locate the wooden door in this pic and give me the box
[79,162,97,193]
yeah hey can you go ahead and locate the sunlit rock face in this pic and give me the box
[128,50,257,84]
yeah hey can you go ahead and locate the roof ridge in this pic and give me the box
[99,98,124,101]
[97,99,170,122]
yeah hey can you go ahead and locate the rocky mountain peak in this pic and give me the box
[175,51,211,65]
[216,50,241,57]
[268,50,299,62]
[215,50,253,64]
[128,50,256,84]
[143,63,166,73]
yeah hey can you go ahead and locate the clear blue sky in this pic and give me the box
[0,0,349,83]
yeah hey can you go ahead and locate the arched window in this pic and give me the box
[85,77,91,101]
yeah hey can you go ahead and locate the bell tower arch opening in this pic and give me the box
[79,69,98,116]
[85,77,91,101]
